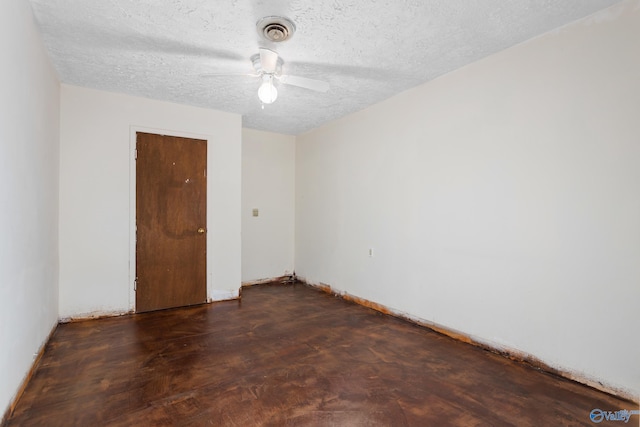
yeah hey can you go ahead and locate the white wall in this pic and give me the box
[59,85,241,318]
[0,0,60,416]
[241,129,295,283]
[295,0,640,397]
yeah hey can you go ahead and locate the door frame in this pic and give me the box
[128,126,213,312]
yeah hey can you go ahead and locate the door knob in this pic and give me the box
[197,227,205,234]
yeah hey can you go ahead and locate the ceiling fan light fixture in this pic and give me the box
[258,76,278,104]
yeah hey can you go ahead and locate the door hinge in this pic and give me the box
[134,277,138,291]
[135,149,138,160]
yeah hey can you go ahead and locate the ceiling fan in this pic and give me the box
[202,16,329,106]
[250,47,329,105]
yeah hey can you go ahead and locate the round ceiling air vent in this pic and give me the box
[256,16,296,42]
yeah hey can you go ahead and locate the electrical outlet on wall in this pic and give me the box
[369,248,374,257]
[252,208,259,217]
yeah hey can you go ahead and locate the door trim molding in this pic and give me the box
[128,126,213,312]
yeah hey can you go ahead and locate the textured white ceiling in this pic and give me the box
[29,0,621,135]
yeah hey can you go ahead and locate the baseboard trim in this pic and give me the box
[298,277,638,404]
[208,289,240,303]
[59,309,134,324]
[60,289,246,323]
[2,322,58,425]
[242,275,295,287]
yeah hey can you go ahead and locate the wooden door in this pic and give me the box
[136,132,207,313]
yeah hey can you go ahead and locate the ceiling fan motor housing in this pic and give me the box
[251,53,283,75]
[257,16,296,42]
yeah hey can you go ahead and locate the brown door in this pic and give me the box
[136,132,207,313]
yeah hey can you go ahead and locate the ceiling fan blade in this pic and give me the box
[279,75,329,93]
[200,72,259,78]
[259,48,279,73]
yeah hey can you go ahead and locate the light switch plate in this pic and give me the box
[252,208,259,217]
